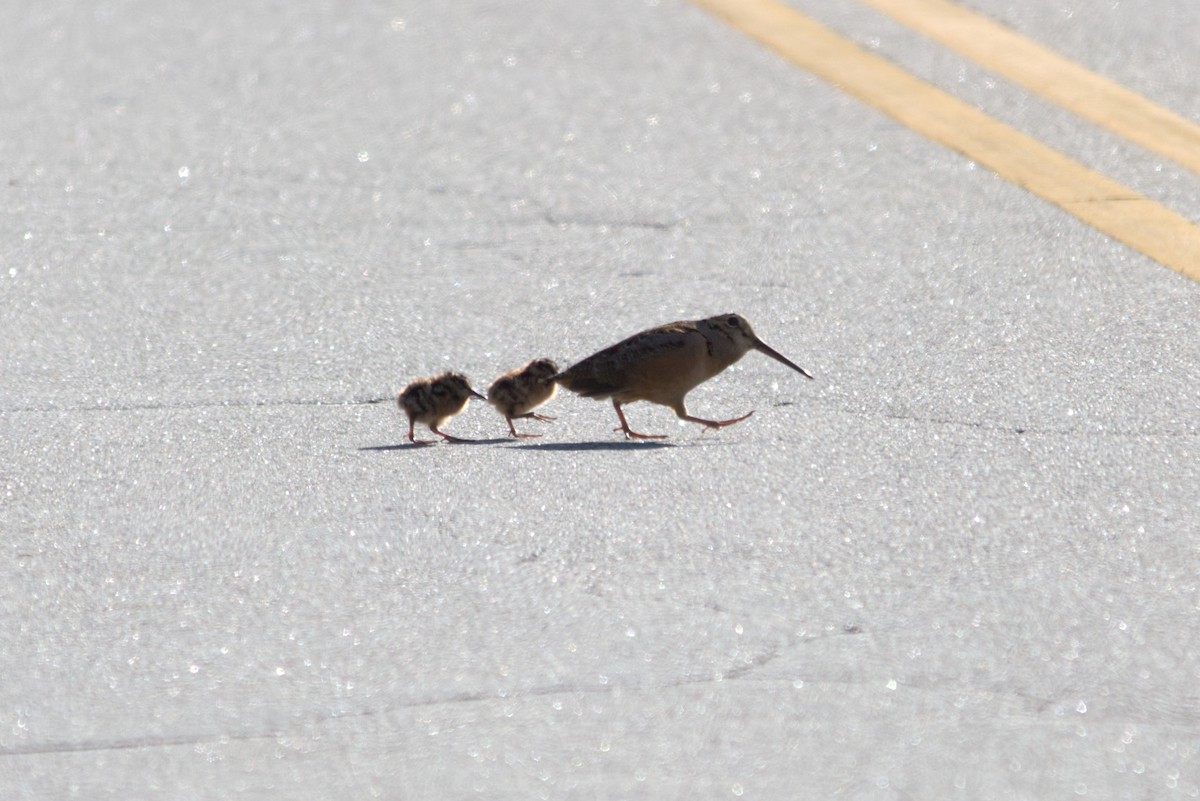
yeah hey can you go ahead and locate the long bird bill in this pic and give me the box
[753,337,814,379]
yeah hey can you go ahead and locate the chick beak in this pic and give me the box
[753,337,814,379]
[470,388,487,400]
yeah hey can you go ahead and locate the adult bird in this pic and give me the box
[554,313,813,439]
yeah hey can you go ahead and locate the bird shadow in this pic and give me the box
[358,438,512,452]
[507,440,675,452]
[360,436,707,452]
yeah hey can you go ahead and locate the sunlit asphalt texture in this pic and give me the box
[2,0,1199,798]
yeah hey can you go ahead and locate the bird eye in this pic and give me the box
[726,315,740,328]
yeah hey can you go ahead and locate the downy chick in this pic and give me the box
[397,371,485,444]
[487,358,558,438]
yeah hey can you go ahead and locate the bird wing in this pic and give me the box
[556,323,701,402]
[555,367,627,398]
[486,375,519,413]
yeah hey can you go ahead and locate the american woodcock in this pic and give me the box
[487,358,559,438]
[554,313,813,439]
[397,371,485,444]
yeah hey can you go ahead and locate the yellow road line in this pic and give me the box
[689,0,1200,282]
[859,0,1200,177]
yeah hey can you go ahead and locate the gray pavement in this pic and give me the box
[3,0,1199,798]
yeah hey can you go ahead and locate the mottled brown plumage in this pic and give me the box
[554,313,812,439]
[397,371,485,444]
[487,358,559,438]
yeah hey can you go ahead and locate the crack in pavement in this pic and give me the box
[1,397,392,415]
[20,650,1177,759]
[789,397,1200,439]
[541,209,684,231]
[0,630,843,759]
[10,623,1196,759]
[5,395,1195,439]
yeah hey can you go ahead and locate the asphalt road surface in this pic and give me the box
[3,0,1199,798]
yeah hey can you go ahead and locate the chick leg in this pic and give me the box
[506,417,542,439]
[430,425,474,443]
[408,420,438,445]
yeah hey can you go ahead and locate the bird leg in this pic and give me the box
[430,425,475,443]
[408,421,438,445]
[612,400,668,440]
[680,410,755,431]
[513,412,556,422]
[506,417,542,439]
